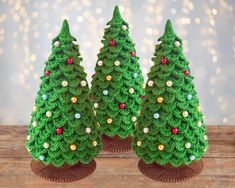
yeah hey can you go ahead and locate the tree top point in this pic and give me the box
[164,19,175,35]
[60,19,70,35]
[112,5,122,20]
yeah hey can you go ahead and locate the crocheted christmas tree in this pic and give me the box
[132,20,208,170]
[26,20,102,171]
[90,6,144,151]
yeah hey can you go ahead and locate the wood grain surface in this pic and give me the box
[0,125,234,188]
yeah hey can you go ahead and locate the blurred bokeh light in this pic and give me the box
[0,0,235,125]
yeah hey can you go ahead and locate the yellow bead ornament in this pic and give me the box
[70,144,77,151]
[158,144,164,151]
[107,118,113,124]
[71,96,77,103]
[93,141,97,146]
[106,75,112,81]
[157,97,164,103]
[137,141,142,147]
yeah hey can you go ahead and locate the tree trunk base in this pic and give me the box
[102,134,132,152]
[138,159,203,183]
[31,159,96,183]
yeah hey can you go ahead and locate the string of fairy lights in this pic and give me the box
[0,0,235,124]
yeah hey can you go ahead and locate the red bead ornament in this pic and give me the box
[130,51,136,57]
[119,103,125,109]
[171,127,178,134]
[184,70,190,76]
[90,96,94,101]
[161,57,168,64]
[109,39,116,46]
[140,96,145,99]
[56,128,63,134]
[45,70,51,76]
[67,57,73,64]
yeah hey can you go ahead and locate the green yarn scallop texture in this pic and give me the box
[90,6,144,138]
[26,20,102,167]
[132,20,208,167]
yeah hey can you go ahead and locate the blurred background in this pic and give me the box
[0,0,234,125]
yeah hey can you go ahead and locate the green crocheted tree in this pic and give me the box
[90,6,144,140]
[132,20,208,167]
[26,20,102,168]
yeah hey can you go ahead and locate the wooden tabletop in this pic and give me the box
[0,125,235,188]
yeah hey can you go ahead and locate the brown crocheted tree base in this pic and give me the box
[31,159,96,183]
[102,134,132,152]
[138,159,203,182]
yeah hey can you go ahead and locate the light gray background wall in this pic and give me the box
[0,0,234,125]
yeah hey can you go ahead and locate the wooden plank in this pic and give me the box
[0,140,234,158]
[0,125,235,141]
[207,126,235,140]
[0,175,235,188]
[0,158,235,188]
[0,125,28,141]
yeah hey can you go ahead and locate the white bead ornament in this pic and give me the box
[85,128,91,134]
[97,60,103,66]
[46,111,52,117]
[121,25,127,30]
[80,80,87,86]
[131,116,137,122]
[62,80,68,87]
[185,142,191,148]
[129,88,134,94]
[147,80,154,87]
[174,41,180,47]
[54,41,60,47]
[94,103,99,108]
[204,135,208,140]
[27,135,31,141]
[143,127,149,134]
[43,142,49,148]
[197,121,202,127]
[182,111,188,117]
[32,121,37,127]
[114,60,120,66]
[166,80,173,87]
